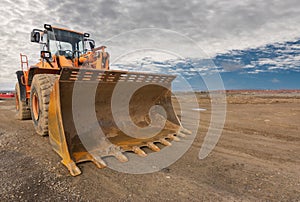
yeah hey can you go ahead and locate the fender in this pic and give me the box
[27,66,60,86]
[16,71,27,102]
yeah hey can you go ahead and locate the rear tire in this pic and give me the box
[15,83,31,120]
[30,74,56,136]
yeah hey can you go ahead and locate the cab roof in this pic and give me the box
[51,26,84,35]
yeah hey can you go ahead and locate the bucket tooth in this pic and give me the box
[177,132,186,138]
[132,146,147,157]
[160,138,172,146]
[181,127,192,135]
[147,142,160,152]
[93,156,107,168]
[62,161,82,176]
[168,134,180,142]
[114,152,129,162]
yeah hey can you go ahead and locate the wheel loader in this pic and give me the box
[15,24,190,176]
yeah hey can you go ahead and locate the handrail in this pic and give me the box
[20,53,29,71]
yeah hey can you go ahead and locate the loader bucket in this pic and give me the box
[48,68,188,176]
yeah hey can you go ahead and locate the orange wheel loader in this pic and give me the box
[15,24,190,176]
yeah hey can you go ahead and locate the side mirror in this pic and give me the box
[31,31,40,43]
[84,39,96,51]
[41,51,52,59]
[89,41,95,49]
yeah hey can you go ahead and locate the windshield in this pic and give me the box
[48,28,84,57]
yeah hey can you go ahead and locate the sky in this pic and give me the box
[0,0,300,90]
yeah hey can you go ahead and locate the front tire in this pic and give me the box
[30,74,56,136]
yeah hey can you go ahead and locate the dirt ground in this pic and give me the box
[0,92,299,201]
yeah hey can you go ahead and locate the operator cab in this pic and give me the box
[31,24,95,67]
[49,28,83,60]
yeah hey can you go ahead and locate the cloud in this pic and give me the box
[214,39,300,74]
[1,0,300,88]
[271,78,280,83]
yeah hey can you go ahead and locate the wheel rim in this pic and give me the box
[15,92,19,111]
[32,92,39,120]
